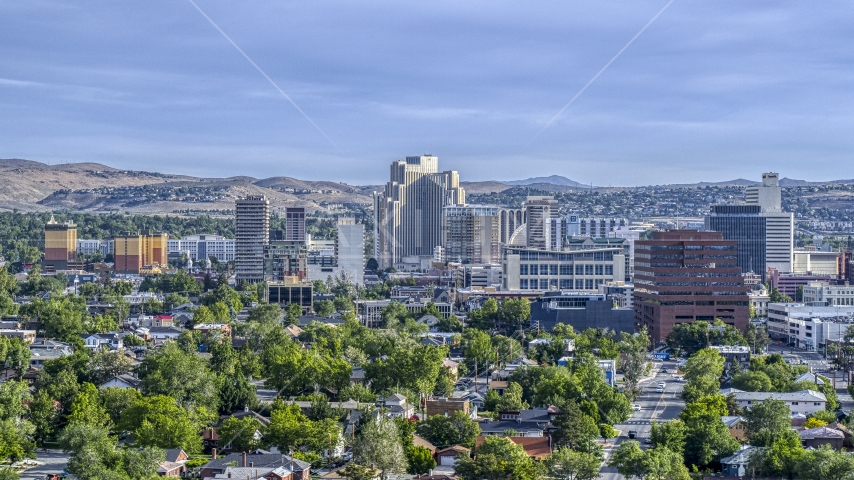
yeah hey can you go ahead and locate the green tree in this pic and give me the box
[285,302,303,325]
[455,436,542,480]
[59,423,165,480]
[118,395,206,453]
[139,342,218,411]
[67,383,112,428]
[28,390,60,444]
[551,400,600,451]
[352,416,408,479]
[462,329,496,370]
[649,420,687,456]
[607,441,645,480]
[499,298,531,326]
[619,328,651,398]
[100,387,142,426]
[796,444,854,480]
[743,398,792,447]
[405,445,436,475]
[0,380,30,421]
[87,349,134,385]
[643,447,690,480]
[218,416,263,452]
[314,299,335,317]
[495,382,529,412]
[415,410,482,448]
[680,402,739,468]
[731,370,773,392]
[0,418,35,464]
[748,429,805,479]
[337,464,379,480]
[546,447,600,480]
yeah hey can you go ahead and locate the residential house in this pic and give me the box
[194,323,232,336]
[721,416,747,441]
[157,449,189,477]
[413,435,437,455]
[285,324,303,340]
[384,393,415,419]
[799,426,845,449]
[487,380,508,395]
[202,428,219,454]
[724,389,827,415]
[149,327,183,344]
[475,436,552,460]
[451,391,485,410]
[418,314,441,331]
[0,329,36,344]
[28,340,73,369]
[426,398,470,418]
[478,409,553,438]
[435,445,470,466]
[442,359,459,380]
[263,467,295,480]
[199,452,310,480]
[350,366,365,384]
[81,333,124,351]
[99,374,142,391]
[719,445,761,477]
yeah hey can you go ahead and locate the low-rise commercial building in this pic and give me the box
[266,279,313,312]
[766,302,854,350]
[168,235,235,262]
[355,297,452,327]
[529,291,634,335]
[803,281,854,306]
[501,245,626,292]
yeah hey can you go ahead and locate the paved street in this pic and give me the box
[766,343,854,408]
[16,452,70,480]
[600,359,686,480]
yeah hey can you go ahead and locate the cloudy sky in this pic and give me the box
[2,1,853,185]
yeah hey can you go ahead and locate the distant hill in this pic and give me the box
[504,175,593,188]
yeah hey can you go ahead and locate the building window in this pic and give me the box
[605,265,614,275]
[585,265,594,276]
[595,265,604,275]
[585,280,593,289]
[520,264,528,275]
[575,280,584,289]
[540,279,549,290]
[550,265,558,276]
[560,279,571,289]
[560,265,571,275]
[520,279,528,289]
[575,265,584,275]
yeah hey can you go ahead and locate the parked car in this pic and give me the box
[632,404,642,411]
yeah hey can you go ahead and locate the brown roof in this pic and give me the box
[413,434,437,453]
[475,436,552,460]
[435,445,471,456]
[488,380,508,390]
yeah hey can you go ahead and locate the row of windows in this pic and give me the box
[519,279,603,290]
[514,250,616,261]
[520,264,614,276]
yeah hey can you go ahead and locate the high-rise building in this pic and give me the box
[113,231,168,274]
[550,216,629,251]
[634,230,750,343]
[264,240,307,282]
[373,155,465,268]
[43,216,77,271]
[705,173,794,279]
[334,218,365,285]
[499,208,525,245]
[525,196,559,250]
[443,205,501,264]
[235,195,270,283]
[285,207,306,242]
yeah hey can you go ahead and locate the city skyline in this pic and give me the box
[3,1,854,185]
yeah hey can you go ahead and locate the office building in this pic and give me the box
[374,155,465,269]
[634,230,750,343]
[525,196,558,250]
[443,205,501,264]
[334,218,365,285]
[793,249,840,276]
[530,291,635,335]
[265,240,308,282]
[77,239,113,257]
[43,216,78,271]
[599,281,634,309]
[802,281,854,306]
[569,217,629,238]
[705,173,794,278]
[266,278,313,312]
[235,196,270,283]
[499,208,525,245]
[286,207,306,242]
[306,218,365,284]
[564,237,632,282]
[168,235,236,263]
[114,231,168,274]
[767,268,835,298]
[501,245,626,291]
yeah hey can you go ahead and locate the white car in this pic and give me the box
[656,387,665,393]
[657,382,666,388]
[632,404,642,411]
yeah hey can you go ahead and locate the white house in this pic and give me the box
[99,374,142,390]
[723,389,827,416]
[80,333,124,351]
[384,393,415,419]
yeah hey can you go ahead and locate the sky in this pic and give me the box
[2,0,854,186]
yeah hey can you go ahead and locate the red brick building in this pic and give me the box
[634,230,749,342]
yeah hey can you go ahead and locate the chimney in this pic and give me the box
[212,448,217,459]
[242,452,247,467]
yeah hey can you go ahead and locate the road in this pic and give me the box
[16,452,70,480]
[766,343,854,407]
[599,359,686,480]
